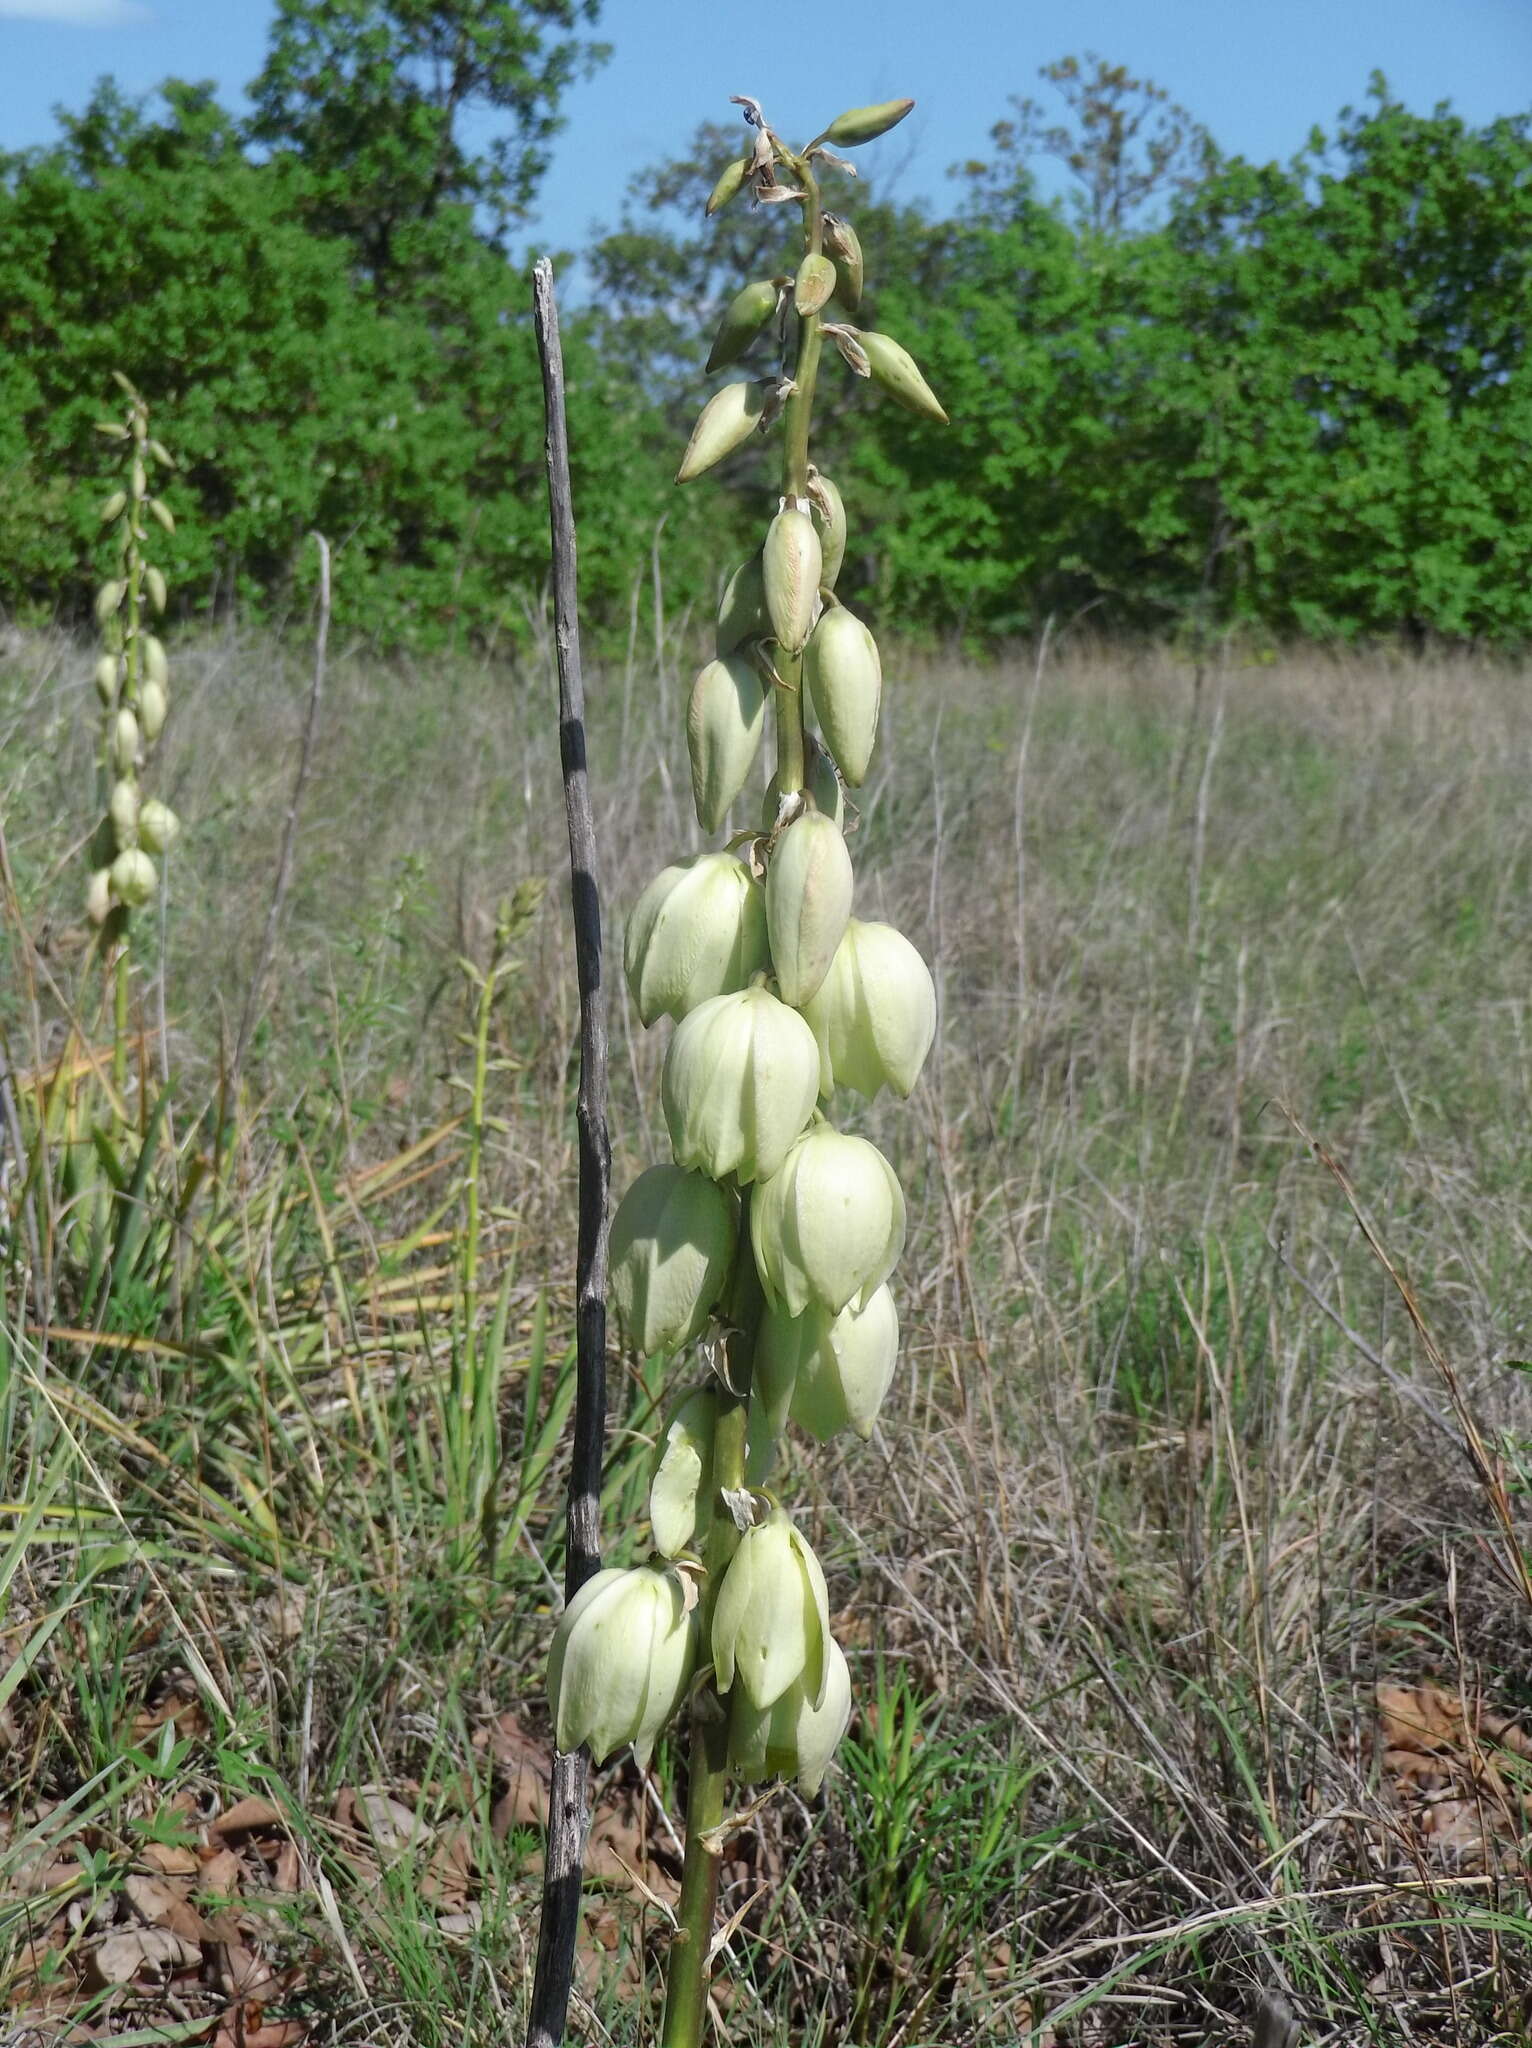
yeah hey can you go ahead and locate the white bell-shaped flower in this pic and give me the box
[754,1284,899,1443]
[799,919,936,1100]
[750,1125,905,1316]
[609,1164,737,1356]
[728,1636,852,1795]
[662,986,821,1184]
[804,607,882,786]
[547,1562,698,1764]
[766,811,853,1007]
[762,507,822,653]
[712,1507,831,1710]
[624,854,769,1026]
[687,654,767,833]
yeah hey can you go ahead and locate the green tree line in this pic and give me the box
[0,6,1527,649]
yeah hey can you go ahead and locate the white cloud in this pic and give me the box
[0,0,150,22]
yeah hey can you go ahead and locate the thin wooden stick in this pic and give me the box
[526,254,611,2048]
[231,532,331,1093]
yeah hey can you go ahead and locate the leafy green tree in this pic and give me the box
[248,0,608,283]
[0,72,661,642]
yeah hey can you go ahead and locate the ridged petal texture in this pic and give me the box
[766,811,854,1007]
[649,1384,718,1558]
[711,1509,831,1710]
[857,331,949,423]
[677,381,767,483]
[686,654,766,832]
[706,278,778,374]
[716,552,767,656]
[750,1126,906,1316]
[624,853,768,1026]
[609,1164,736,1355]
[662,987,821,1184]
[763,508,822,653]
[547,1563,698,1764]
[809,471,847,588]
[755,1285,900,1443]
[794,252,836,316]
[799,918,936,1099]
[728,1638,852,1794]
[805,608,882,785]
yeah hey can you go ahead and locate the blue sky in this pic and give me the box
[2,0,1529,266]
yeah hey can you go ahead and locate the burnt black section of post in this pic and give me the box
[526,254,612,2048]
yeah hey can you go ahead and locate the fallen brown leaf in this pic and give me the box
[90,1924,202,1987]
[140,1840,201,1877]
[211,1797,286,1840]
[123,1871,208,1945]
[197,1845,244,1895]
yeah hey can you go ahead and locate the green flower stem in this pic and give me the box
[659,1684,728,2048]
[662,1205,756,2047]
[773,152,825,800]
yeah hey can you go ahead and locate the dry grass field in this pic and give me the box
[3,624,1530,2046]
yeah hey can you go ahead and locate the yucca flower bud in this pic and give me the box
[95,580,125,625]
[144,565,167,615]
[809,471,847,590]
[112,708,140,776]
[762,735,843,833]
[624,853,769,1025]
[716,552,768,657]
[98,489,127,524]
[706,279,779,374]
[610,1164,737,1356]
[85,866,113,925]
[804,607,881,785]
[94,654,118,707]
[751,1125,906,1316]
[823,99,915,146]
[138,799,180,855]
[728,1637,851,1794]
[144,635,169,688]
[687,654,767,832]
[756,1285,900,1444]
[706,153,750,215]
[110,847,157,908]
[799,919,936,1100]
[762,508,822,654]
[138,681,168,742]
[712,1507,831,1709]
[822,217,864,312]
[109,777,139,848]
[794,252,836,316]
[663,987,821,1185]
[547,1563,699,1765]
[854,331,949,424]
[766,811,853,1006]
[677,381,767,484]
[650,1385,719,1558]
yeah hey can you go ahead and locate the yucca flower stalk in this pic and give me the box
[542,92,946,2038]
[87,374,180,1098]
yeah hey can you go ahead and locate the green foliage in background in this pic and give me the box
[0,15,1527,649]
